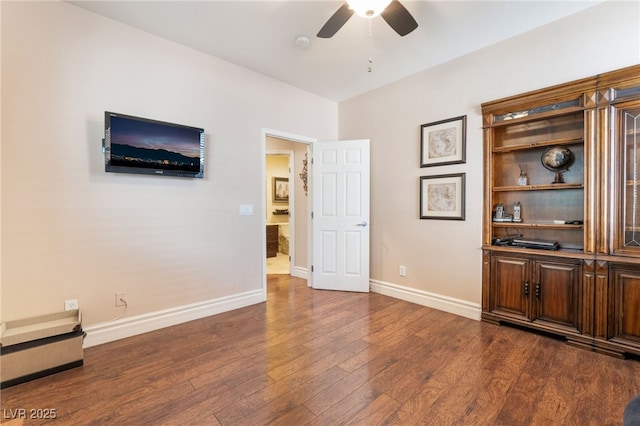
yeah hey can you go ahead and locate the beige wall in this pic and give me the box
[339,0,640,306]
[0,1,337,327]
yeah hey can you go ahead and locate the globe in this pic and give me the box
[541,146,574,184]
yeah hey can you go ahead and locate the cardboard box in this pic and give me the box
[1,310,83,388]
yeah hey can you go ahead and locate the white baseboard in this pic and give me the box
[83,280,478,348]
[83,289,265,348]
[369,279,481,321]
[291,266,308,279]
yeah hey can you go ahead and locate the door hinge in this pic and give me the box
[311,212,314,219]
[311,265,314,272]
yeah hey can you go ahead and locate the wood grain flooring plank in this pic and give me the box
[384,332,491,424]
[387,323,535,424]
[187,350,268,389]
[489,334,560,425]
[266,405,317,426]
[602,356,640,424]
[382,320,493,406]
[337,342,394,373]
[343,393,401,426]
[363,302,436,347]
[526,344,592,425]
[432,326,538,425]
[68,380,195,425]
[305,382,380,425]
[267,338,370,382]
[214,365,347,424]
[249,306,356,354]
[302,351,400,416]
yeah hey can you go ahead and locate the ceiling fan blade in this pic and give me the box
[317,3,355,38]
[381,0,418,36]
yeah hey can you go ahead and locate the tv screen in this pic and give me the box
[104,111,205,178]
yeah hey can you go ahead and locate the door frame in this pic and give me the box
[261,129,316,299]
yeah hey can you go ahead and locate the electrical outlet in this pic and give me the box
[399,265,407,277]
[115,292,127,307]
[65,299,79,311]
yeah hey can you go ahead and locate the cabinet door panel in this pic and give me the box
[610,267,640,345]
[490,255,529,320]
[532,260,581,332]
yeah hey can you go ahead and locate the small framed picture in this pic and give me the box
[420,173,466,220]
[420,115,466,167]
[273,177,289,203]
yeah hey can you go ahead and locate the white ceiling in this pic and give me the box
[68,0,603,102]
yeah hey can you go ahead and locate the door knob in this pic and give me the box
[355,221,368,227]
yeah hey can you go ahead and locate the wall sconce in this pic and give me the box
[299,152,308,196]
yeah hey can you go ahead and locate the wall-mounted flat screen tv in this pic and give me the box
[104,111,205,178]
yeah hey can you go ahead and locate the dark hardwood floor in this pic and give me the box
[2,275,640,425]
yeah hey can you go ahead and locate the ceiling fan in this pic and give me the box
[317,0,418,38]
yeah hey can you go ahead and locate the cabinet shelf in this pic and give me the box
[491,104,584,127]
[493,183,583,192]
[493,137,583,153]
[492,222,583,229]
[484,245,587,257]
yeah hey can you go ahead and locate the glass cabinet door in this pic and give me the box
[617,104,640,253]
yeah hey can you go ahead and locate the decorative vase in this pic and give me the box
[517,163,528,186]
[517,171,528,186]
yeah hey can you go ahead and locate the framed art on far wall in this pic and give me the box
[420,173,466,220]
[273,177,289,203]
[420,115,466,167]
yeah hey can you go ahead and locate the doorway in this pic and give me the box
[265,151,293,275]
[262,131,372,296]
[262,129,315,296]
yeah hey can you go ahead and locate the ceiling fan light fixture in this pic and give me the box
[347,0,392,18]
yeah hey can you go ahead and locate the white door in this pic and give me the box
[311,140,370,292]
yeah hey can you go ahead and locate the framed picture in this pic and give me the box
[420,173,465,220]
[273,177,289,203]
[420,115,466,167]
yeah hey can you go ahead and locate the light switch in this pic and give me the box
[239,204,254,215]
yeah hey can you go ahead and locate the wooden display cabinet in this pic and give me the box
[482,64,640,358]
